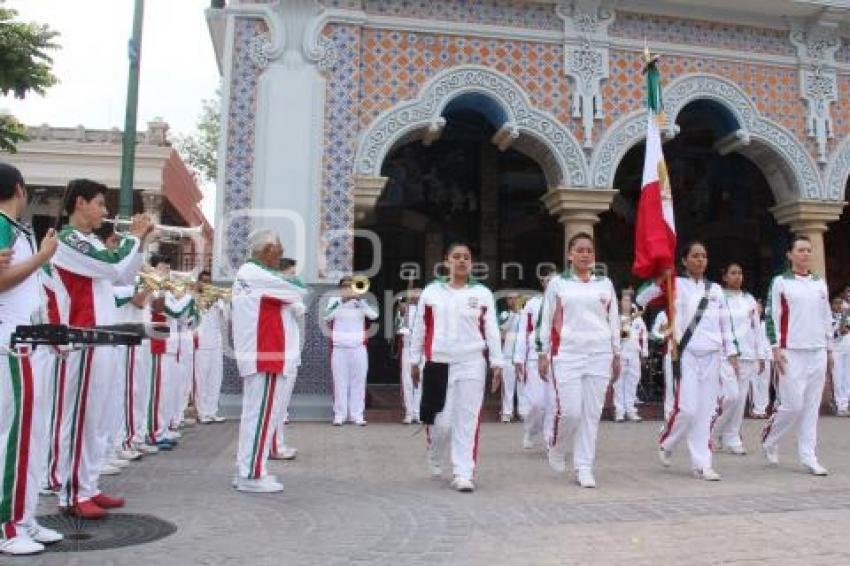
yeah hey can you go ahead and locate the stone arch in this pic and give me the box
[589,73,824,201]
[354,64,589,188]
[825,134,850,201]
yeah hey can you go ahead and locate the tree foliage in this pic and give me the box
[0,3,59,152]
[175,93,220,183]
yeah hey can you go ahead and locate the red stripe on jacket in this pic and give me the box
[56,267,95,327]
[257,296,285,374]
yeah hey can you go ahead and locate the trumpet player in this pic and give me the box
[613,295,648,422]
[195,270,229,424]
[52,179,153,519]
[324,276,379,426]
[830,296,850,416]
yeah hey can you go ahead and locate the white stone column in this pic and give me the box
[541,185,616,253]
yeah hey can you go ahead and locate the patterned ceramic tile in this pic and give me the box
[363,0,560,30]
[611,11,795,57]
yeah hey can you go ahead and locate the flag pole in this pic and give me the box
[666,269,677,362]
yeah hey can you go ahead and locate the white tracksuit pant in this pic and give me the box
[501,362,517,418]
[96,347,123,461]
[662,353,674,421]
[713,359,759,449]
[0,347,49,539]
[122,345,150,449]
[331,345,368,422]
[59,347,112,507]
[549,353,612,471]
[399,341,421,421]
[516,375,529,420]
[272,372,297,456]
[519,361,548,444]
[831,350,850,412]
[427,357,486,481]
[146,353,168,444]
[750,360,771,415]
[236,372,287,480]
[195,347,224,419]
[762,349,827,465]
[45,354,67,491]
[613,353,641,418]
[659,349,721,471]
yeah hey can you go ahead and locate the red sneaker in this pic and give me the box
[91,493,125,509]
[67,500,107,520]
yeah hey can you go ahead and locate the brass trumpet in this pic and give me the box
[137,271,190,297]
[103,217,203,239]
[351,275,370,296]
[198,285,231,309]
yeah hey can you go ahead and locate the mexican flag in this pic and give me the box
[632,50,676,285]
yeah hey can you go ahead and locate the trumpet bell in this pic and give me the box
[351,275,370,295]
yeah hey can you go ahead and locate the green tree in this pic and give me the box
[0,2,59,152]
[175,93,220,183]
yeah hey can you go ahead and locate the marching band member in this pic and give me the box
[397,289,422,424]
[712,263,764,455]
[650,310,674,421]
[498,293,521,423]
[324,276,379,426]
[641,241,738,482]
[232,230,305,493]
[271,258,307,461]
[613,295,648,422]
[0,163,62,555]
[165,289,196,436]
[42,263,69,495]
[410,242,503,493]
[512,266,556,449]
[762,235,833,476]
[196,270,228,424]
[52,179,152,518]
[145,256,176,451]
[538,232,620,488]
[830,296,850,416]
[750,301,772,418]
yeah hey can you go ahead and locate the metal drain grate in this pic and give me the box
[36,513,177,553]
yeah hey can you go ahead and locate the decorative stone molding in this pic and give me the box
[352,175,388,223]
[825,134,850,200]
[556,0,615,149]
[491,122,520,151]
[354,65,590,189]
[790,19,841,164]
[589,73,825,201]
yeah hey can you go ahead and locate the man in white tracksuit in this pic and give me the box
[397,290,422,424]
[712,284,764,454]
[830,296,850,415]
[498,295,521,422]
[232,230,306,493]
[324,278,379,426]
[196,270,228,424]
[409,250,504,493]
[512,270,557,449]
[613,297,648,422]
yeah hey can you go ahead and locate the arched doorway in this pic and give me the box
[599,100,791,297]
[354,104,561,384]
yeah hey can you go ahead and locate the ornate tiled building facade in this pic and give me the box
[208,0,850,397]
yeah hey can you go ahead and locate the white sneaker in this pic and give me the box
[270,446,298,460]
[199,416,214,424]
[164,430,182,440]
[235,476,284,493]
[724,445,747,456]
[99,463,121,475]
[548,450,567,473]
[576,468,596,488]
[24,521,63,544]
[212,415,227,423]
[332,419,344,426]
[614,414,625,423]
[658,447,672,467]
[522,431,535,450]
[134,443,159,454]
[354,420,367,426]
[118,448,142,461]
[803,461,829,476]
[451,477,475,492]
[0,535,44,555]
[402,416,413,425]
[763,444,779,466]
[626,413,642,422]
[501,415,512,423]
[694,467,721,481]
[110,458,130,469]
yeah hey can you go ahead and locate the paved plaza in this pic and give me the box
[26,416,850,565]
